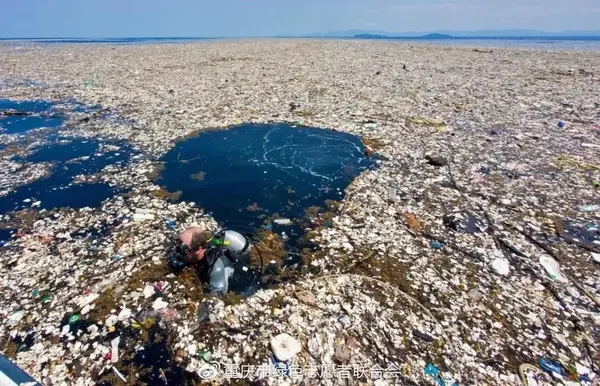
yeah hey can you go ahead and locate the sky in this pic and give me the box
[1,0,599,38]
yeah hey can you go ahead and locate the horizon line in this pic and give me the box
[3,34,600,40]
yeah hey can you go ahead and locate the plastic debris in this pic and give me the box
[577,204,600,212]
[133,212,155,221]
[424,363,440,377]
[430,240,443,249]
[295,290,317,306]
[467,289,482,300]
[591,252,600,263]
[166,218,176,230]
[387,186,399,202]
[270,333,301,362]
[576,363,593,382]
[424,362,455,386]
[413,329,436,342]
[425,155,448,167]
[143,285,155,298]
[117,308,132,321]
[200,351,213,361]
[560,219,600,249]
[77,293,99,308]
[443,211,487,234]
[69,314,80,324]
[152,297,168,310]
[539,358,568,377]
[582,143,600,149]
[2,40,600,386]
[539,256,567,282]
[558,120,566,128]
[111,337,120,363]
[31,288,39,297]
[112,367,127,382]
[491,258,510,276]
[273,218,292,225]
[7,310,25,327]
[519,364,552,386]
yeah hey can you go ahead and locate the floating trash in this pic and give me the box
[560,219,600,249]
[491,258,510,276]
[443,210,487,234]
[430,240,444,249]
[538,357,568,377]
[270,333,301,362]
[7,310,25,327]
[577,204,600,212]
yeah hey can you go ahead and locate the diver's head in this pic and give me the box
[178,227,210,263]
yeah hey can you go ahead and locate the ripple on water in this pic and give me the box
[159,123,376,235]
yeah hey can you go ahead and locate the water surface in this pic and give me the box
[159,123,375,237]
[0,99,63,134]
[1,99,135,213]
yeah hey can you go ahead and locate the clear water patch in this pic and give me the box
[0,228,15,246]
[0,99,137,213]
[0,99,64,134]
[0,138,134,213]
[159,123,376,237]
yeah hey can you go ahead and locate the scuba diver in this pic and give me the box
[169,225,255,294]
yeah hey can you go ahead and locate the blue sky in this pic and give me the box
[1,0,599,38]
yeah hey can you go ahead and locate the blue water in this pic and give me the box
[159,123,375,236]
[0,138,133,213]
[0,99,63,134]
[25,140,99,163]
[1,36,599,50]
[0,228,14,245]
[0,99,135,213]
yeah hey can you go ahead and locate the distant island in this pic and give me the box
[420,33,453,39]
[353,33,453,40]
[308,29,600,39]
